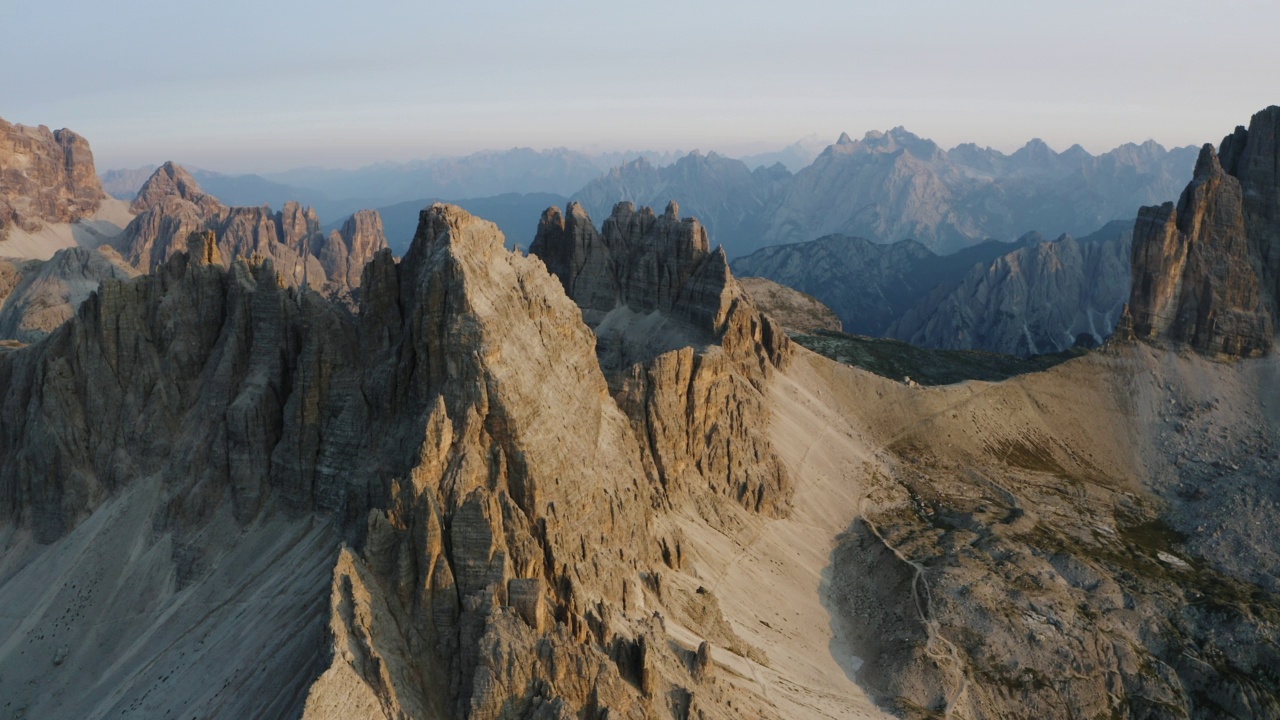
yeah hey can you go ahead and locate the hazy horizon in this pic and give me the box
[6,0,1278,174]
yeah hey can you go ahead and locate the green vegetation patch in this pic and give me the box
[792,329,1086,386]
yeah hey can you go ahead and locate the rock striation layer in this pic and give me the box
[0,117,105,241]
[115,163,388,295]
[313,209,387,290]
[1128,105,1280,357]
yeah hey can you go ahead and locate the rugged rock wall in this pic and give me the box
[1128,106,1280,357]
[531,201,793,518]
[0,204,776,718]
[129,161,224,215]
[0,117,105,241]
[116,163,388,295]
[314,209,386,290]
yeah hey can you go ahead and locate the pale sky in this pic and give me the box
[3,0,1277,173]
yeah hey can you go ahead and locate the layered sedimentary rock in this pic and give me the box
[531,201,792,517]
[0,204,781,718]
[0,117,105,241]
[116,163,387,294]
[1128,106,1280,358]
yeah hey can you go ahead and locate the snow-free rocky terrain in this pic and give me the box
[0,109,1278,719]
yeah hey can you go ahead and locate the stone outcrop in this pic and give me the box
[531,201,793,518]
[532,200,788,368]
[115,163,387,295]
[0,203,774,718]
[0,117,105,241]
[0,258,21,307]
[1128,106,1280,357]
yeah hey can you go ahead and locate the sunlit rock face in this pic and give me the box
[1128,105,1280,358]
[0,117,105,241]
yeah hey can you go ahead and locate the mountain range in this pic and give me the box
[4,108,1280,719]
[733,221,1134,356]
[574,129,1195,257]
[101,130,1195,261]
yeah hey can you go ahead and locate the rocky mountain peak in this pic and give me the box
[129,161,223,215]
[0,116,105,240]
[116,165,386,295]
[836,131,855,145]
[1012,137,1057,164]
[1127,105,1280,357]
